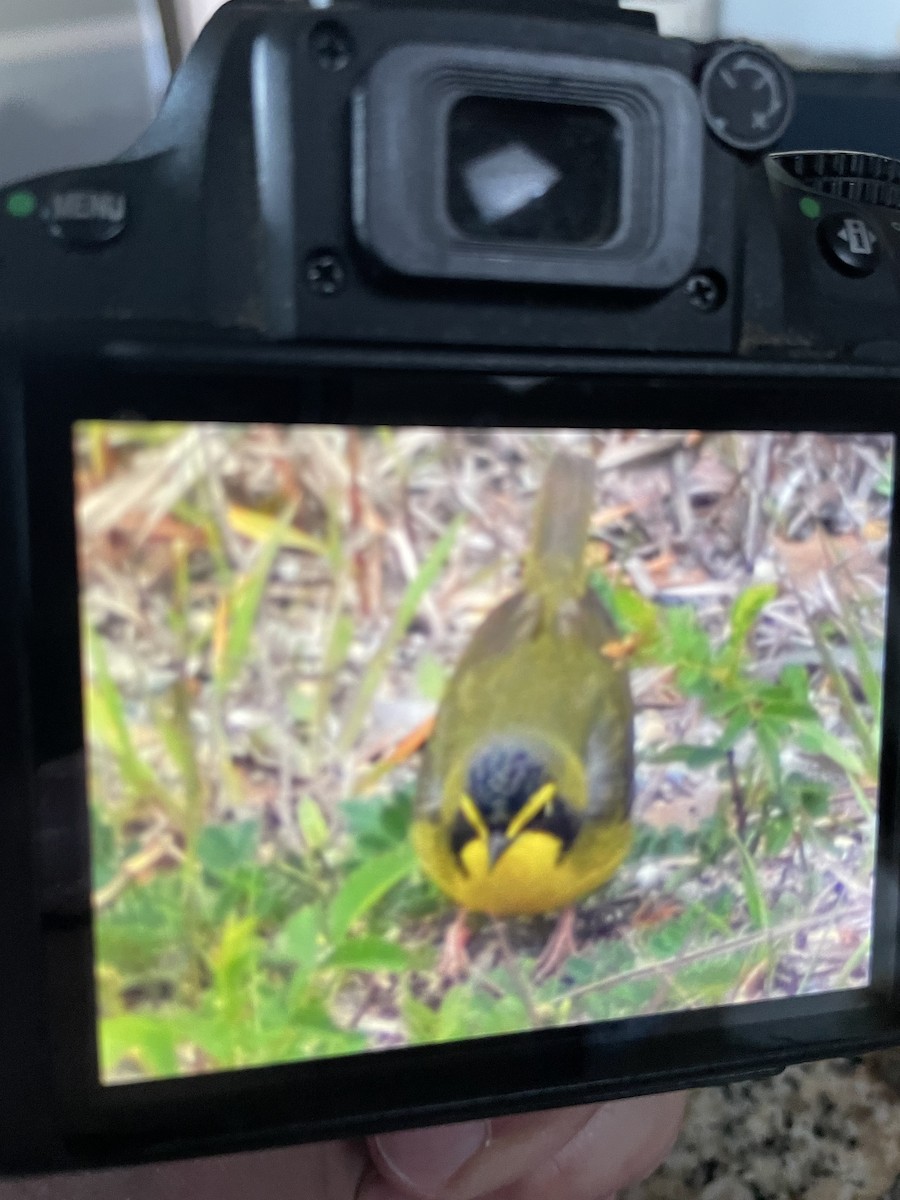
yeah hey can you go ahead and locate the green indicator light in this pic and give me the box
[799,196,822,220]
[6,190,37,219]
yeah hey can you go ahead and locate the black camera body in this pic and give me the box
[3,0,900,1179]
[1,0,899,361]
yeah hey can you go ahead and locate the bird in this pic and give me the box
[412,449,634,981]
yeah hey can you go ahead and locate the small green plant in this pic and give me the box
[594,576,878,858]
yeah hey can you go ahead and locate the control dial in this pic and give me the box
[770,151,900,211]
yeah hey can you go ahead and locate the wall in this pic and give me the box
[0,0,169,187]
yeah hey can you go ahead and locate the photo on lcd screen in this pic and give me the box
[74,423,890,1083]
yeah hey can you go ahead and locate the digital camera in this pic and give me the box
[2,0,900,1176]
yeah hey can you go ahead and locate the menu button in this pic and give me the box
[44,189,127,247]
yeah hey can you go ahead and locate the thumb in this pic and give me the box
[360,1119,491,1199]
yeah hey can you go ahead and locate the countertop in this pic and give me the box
[625,1056,900,1200]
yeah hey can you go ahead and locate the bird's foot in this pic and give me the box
[533,907,578,983]
[438,910,471,981]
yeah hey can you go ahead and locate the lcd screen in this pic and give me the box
[73,424,890,1083]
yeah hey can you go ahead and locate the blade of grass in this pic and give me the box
[227,504,329,556]
[733,835,770,933]
[214,502,298,693]
[806,617,878,779]
[337,517,463,754]
[85,625,171,809]
[552,904,870,1008]
[839,600,883,724]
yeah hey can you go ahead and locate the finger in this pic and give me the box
[361,1103,611,1200]
[484,1091,688,1200]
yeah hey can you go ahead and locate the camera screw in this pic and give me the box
[309,21,353,71]
[685,271,726,313]
[305,250,346,296]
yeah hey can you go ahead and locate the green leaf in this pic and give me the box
[795,723,866,779]
[755,720,783,792]
[100,1014,180,1080]
[274,905,322,967]
[665,606,712,669]
[297,795,330,852]
[649,743,725,770]
[596,581,660,648]
[787,774,831,819]
[779,663,810,700]
[403,994,441,1043]
[729,584,777,655]
[734,836,769,931]
[717,709,754,751]
[757,698,818,723]
[328,842,418,944]
[762,811,794,856]
[197,820,260,876]
[646,914,694,959]
[341,790,414,854]
[327,936,412,972]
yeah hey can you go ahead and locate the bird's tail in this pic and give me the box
[522,451,595,606]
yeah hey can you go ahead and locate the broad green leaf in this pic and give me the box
[274,905,321,968]
[779,663,811,700]
[717,709,754,751]
[197,820,260,875]
[328,842,418,943]
[341,790,414,853]
[327,936,412,972]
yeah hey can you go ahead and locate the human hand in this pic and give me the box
[0,1092,686,1200]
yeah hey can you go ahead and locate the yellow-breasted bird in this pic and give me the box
[413,451,634,980]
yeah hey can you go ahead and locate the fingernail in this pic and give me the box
[374,1120,490,1196]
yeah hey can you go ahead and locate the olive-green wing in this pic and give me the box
[563,588,634,825]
